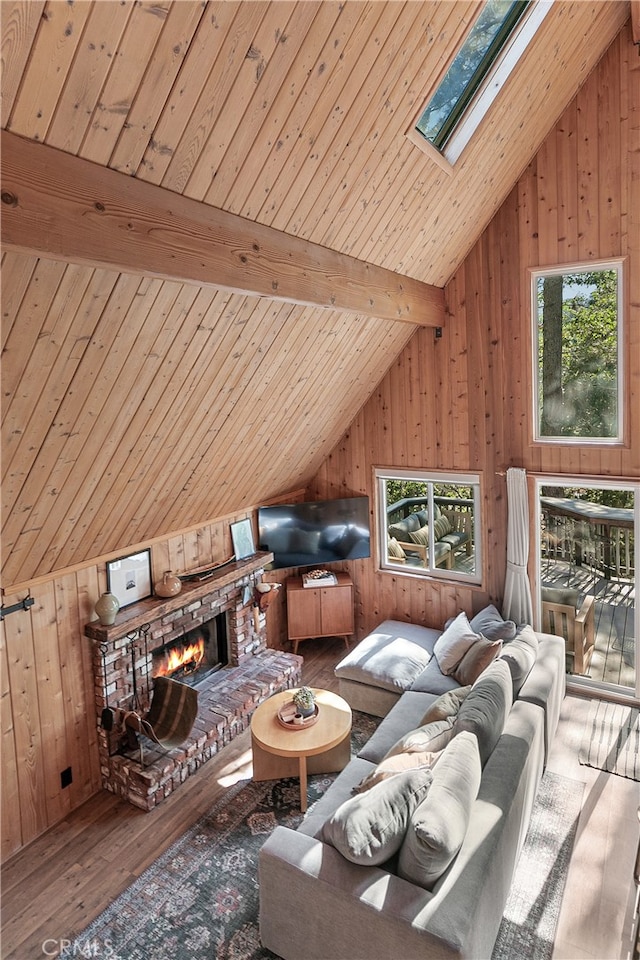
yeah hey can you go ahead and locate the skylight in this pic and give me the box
[411,0,550,165]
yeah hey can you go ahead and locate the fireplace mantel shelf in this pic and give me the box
[85,551,274,643]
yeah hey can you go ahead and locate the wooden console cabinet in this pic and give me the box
[286,573,354,655]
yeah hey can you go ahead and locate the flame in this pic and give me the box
[155,638,205,677]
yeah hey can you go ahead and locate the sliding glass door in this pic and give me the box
[535,478,638,697]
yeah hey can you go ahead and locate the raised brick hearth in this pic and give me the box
[85,553,301,810]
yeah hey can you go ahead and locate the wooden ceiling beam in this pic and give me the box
[0,131,444,327]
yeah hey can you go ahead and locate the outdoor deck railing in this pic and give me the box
[541,497,635,582]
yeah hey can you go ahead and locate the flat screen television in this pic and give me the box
[258,496,371,570]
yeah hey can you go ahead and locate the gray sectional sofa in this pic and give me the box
[259,607,566,960]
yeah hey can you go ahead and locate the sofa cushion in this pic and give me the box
[334,620,435,694]
[433,612,480,675]
[398,731,482,889]
[409,656,462,695]
[384,717,455,759]
[541,586,580,607]
[353,749,442,794]
[452,636,503,685]
[500,624,539,695]
[419,685,471,725]
[454,658,513,765]
[321,767,434,865]
[470,604,517,642]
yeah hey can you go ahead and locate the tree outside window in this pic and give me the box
[533,262,623,442]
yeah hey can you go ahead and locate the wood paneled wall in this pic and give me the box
[311,24,639,639]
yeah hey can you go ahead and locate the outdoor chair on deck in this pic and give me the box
[124,676,198,766]
[541,586,596,676]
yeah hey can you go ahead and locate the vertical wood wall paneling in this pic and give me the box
[1,602,21,859]
[54,573,96,810]
[30,580,70,828]
[4,593,47,848]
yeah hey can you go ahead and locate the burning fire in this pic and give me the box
[155,638,205,677]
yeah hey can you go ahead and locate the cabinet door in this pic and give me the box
[320,585,354,636]
[287,586,321,639]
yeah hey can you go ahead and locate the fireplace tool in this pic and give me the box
[123,626,199,766]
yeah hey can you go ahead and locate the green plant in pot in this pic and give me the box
[293,686,316,718]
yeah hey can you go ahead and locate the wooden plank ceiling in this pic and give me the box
[0,0,629,589]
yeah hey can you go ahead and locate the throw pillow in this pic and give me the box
[387,537,405,560]
[384,717,455,759]
[419,685,472,725]
[398,731,482,889]
[322,767,434,865]
[433,612,481,675]
[469,604,517,642]
[409,525,429,546]
[353,750,442,794]
[433,514,452,540]
[452,636,502,685]
[455,658,513,766]
[500,624,539,695]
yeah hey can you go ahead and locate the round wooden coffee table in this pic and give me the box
[250,688,352,812]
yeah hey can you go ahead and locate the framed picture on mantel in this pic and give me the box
[106,548,152,608]
[230,518,256,561]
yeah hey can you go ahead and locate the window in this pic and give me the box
[376,468,481,583]
[409,0,550,165]
[531,261,624,443]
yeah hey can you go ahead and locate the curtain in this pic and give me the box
[502,467,534,625]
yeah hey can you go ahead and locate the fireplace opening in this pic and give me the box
[151,611,228,687]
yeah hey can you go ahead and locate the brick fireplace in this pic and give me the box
[85,553,301,810]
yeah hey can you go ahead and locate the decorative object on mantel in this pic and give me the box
[292,685,316,718]
[154,570,182,598]
[94,591,120,626]
[230,517,256,560]
[106,548,152,608]
[180,556,235,583]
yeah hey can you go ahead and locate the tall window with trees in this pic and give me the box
[531,261,624,442]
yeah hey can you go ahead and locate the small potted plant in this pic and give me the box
[292,686,316,718]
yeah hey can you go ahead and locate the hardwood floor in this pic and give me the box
[1,639,638,960]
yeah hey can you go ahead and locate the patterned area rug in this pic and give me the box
[579,698,640,780]
[64,717,582,960]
